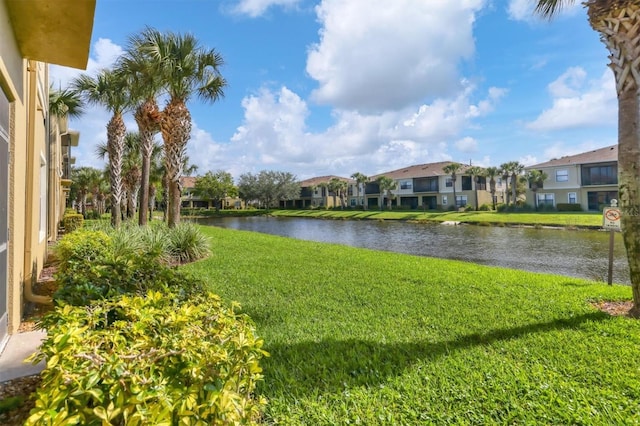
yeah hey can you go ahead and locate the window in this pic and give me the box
[455,195,468,207]
[556,169,568,182]
[414,177,438,192]
[461,176,472,191]
[537,193,555,207]
[568,192,577,204]
[445,178,453,188]
[581,164,617,185]
[399,180,412,190]
[442,195,448,205]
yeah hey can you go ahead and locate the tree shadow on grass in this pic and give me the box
[259,311,610,398]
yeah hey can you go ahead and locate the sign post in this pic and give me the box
[603,200,621,285]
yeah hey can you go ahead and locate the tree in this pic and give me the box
[376,176,397,210]
[119,28,164,226]
[535,0,640,316]
[71,167,101,217]
[238,171,300,210]
[351,172,369,210]
[499,162,513,206]
[525,170,548,211]
[141,28,227,227]
[442,163,462,209]
[328,178,348,209]
[467,166,485,210]
[193,171,237,211]
[485,166,500,210]
[72,69,130,227]
[49,86,84,123]
[510,161,525,207]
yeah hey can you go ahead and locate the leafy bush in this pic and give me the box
[62,212,84,233]
[54,251,207,306]
[557,203,582,212]
[84,210,102,220]
[478,203,492,211]
[168,222,211,263]
[53,230,112,273]
[28,291,268,425]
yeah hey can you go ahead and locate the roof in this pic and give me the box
[298,175,353,187]
[370,161,469,180]
[180,176,197,189]
[527,145,617,169]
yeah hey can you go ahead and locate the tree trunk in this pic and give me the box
[588,0,640,315]
[168,180,181,228]
[107,113,125,228]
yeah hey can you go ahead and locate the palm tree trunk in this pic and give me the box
[587,1,640,315]
[107,114,125,228]
[161,100,191,228]
[135,100,160,226]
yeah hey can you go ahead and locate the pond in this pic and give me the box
[198,216,630,285]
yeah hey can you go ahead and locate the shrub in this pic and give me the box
[53,230,112,273]
[168,222,211,264]
[478,203,492,211]
[54,251,207,306]
[557,203,582,212]
[62,212,84,233]
[28,291,268,425]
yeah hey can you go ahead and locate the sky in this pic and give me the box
[51,0,617,181]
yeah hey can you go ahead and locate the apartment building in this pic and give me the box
[0,0,96,345]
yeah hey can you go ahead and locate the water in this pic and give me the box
[198,216,630,284]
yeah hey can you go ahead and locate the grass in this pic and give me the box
[270,209,602,228]
[182,226,639,424]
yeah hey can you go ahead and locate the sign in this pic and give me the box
[603,206,621,230]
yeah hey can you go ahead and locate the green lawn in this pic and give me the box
[270,209,603,228]
[182,226,639,424]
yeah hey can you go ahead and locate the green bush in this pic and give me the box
[54,230,112,273]
[62,212,84,233]
[28,291,268,426]
[54,251,207,306]
[168,222,211,263]
[478,203,492,211]
[557,203,582,212]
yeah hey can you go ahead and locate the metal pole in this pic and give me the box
[608,229,614,285]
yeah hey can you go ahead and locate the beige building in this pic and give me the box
[1,0,95,346]
[366,162,504,210]
[525,145,618,211]
[290,175,354,209]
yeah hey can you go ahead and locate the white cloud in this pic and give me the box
[526,70,616,131]
[307,0,485,112]
[455,137,478,153]
[519,154,538,166]
[231,0,302,17]
[548,67,586,98]
[507,0,582,21]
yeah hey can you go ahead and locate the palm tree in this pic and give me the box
[49,87,84,126]
[535,0,640,316]
[119,28,164,226]
[141,28,227,227]
[510,161,525,207]
[499,162,513,206]
[376,176,397,210]
[442,162,462,210]
[317,182,329,208]
[72,69,130,227]
[351,172,369,210]
[467,166,485,210]
[485,166,500,210]
[525,169,548,211]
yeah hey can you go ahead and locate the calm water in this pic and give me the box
[199,216,630,284]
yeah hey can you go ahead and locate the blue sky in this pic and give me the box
[51,0,617,180]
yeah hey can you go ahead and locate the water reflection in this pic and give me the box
[198,216,630,284]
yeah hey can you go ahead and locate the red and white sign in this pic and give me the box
[603,207,621,230]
